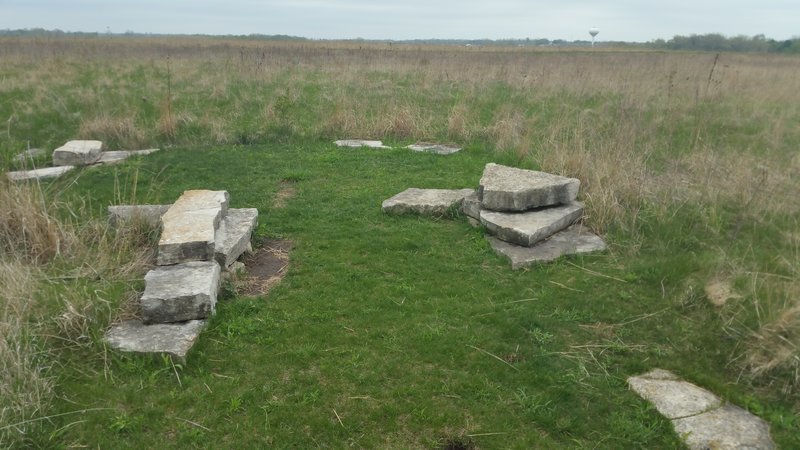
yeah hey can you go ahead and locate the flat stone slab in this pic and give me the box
[479,163,580,211]
[6,166,75,181]
[105,319,205,362]
[157,190,230,265]
[628,369,774,450]
[461,191,482,220]
[480,202,584,247]
[108,204,172,227]
[140,261,221,324]
[406,143,461,155]
[52,140,103,166]
[14,148,46,162]
[334,139,391,149]
[382,188,475,216]
[215,208,259,267]
[96,148,161,165]
[487,224,606,269]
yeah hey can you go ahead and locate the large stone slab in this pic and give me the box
[6,166,75,181]
[104,319,206,362]
[478,163,580,211]
[157,190,229,265]
[487,224,606,269]
[215,208,259,267]
[52,140,103,166]
[108,204,172,227]
[334,139,390,149]
[406,143,461,155]
[382,188,475,216]
[628,369,722,419]
[461,191,482,220]
[140,261,221,324]
[480,202,584,247]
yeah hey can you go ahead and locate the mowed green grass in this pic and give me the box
[33,139,796,448]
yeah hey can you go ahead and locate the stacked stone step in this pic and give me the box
[105,190,258,361]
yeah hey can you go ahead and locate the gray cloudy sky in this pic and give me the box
[1,0,798,42]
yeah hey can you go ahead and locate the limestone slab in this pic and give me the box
[215,208,259,267]
[487,224,606,269]
[14,148,46,162]
[108,204,172,227]
[478,163,580,211]
[406,143,461,155]
[140,261,221,324]
[627,369,722,419]
[157,190,230,265]
[673,404,775,450]
[334,139,390,149]
[6,166,75,181]
[105,319,205,362]
[95,148,161,165]
[461,191,482,220]
[480,202,584,247]
[52,140,103,166]
[382,188,475,216]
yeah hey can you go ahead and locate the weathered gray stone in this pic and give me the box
[6,166,75,181]
[215,208,259,267]
[104,319,205,362]
[461,191,482,220]
[14,148,46,162]
[108,204,172,227]
[628,369,722,419]
[157,190,229,265]
[52,140,103,166]
[95,148,161,165]
[382,188,475,216]
[487,224,606,269]
[480,202,584,247]
[335,139,391,149]
[673,404,775,450]
[406,143,461,155]
[140,261,221,324]
[479,163,580,211]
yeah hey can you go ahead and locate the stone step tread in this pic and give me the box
[215,208,259,267]
[479,163,580,211]
[140,261,221,324]
[487,224,606,269]
[52,140,104,166]
[382,188,475,216]
[157,190,230,265]
[480,201,584,247]
[6,166,75,181]
[104,319,205,362]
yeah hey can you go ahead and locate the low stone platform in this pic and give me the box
[105,320,206,362]
[406,143,461,155]
[157,190,230,265]
[215,208,259,267]
[108,204,172,227]
[382,188,475,216]
[52,140,103,166]
[628,369,774,450]
[480,202,584,247]
[487,224,606,269]
[6,166,75,182]
[479,163,580,212]
[140,261,221,324]
[335,139,390,149]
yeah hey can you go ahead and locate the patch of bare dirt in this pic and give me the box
[239,239,293,296]
[272,181,297,208]
[705,278,739,306]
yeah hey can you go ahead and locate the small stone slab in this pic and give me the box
[480,202,584,247]
[108,204,172,227]
[479,163,580,211]
[52,140,103,166]
[14,148,46,162]
[215,208,259,267]
[461,191,482,220]
[487,224,606,269]
[105,319,205,362]
[335,139,391,149]
[140,261,221,324]
[95,148,161,165]
[406,143,461,155]
[6,166,75,181]
[628,369,722,419]
[382,188,475,216]
[157,190,230,265]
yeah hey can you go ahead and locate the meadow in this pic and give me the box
[0,36,798,448]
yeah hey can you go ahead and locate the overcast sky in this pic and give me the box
[1,0,798,42]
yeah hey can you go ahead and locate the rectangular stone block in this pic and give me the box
[215,208,259,267]
[105,319,206,363]
[382,188,475,216]
[480,202,584,247]
[52,140,103,166]
[479,163,580,211]
[140,261,221,324]
[487,224,606,269]
[157,190,229,265]
[108,204,172,228]
[460,191,482,220]
[6,166,75,181]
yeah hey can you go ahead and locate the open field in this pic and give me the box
[1,37,798,448]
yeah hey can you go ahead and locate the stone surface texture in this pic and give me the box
[487,224,606,269]
[480,202,584,247]
[628,370,722,419]
[105,320,206,362]
[406,143,461,155]
[52,140,103,166]
[461,191,482,220]
[6,166,75,181]
[382,188,475,216]
[215,208,259,267]
[479,163,580,211]
[157,190,230,265]
[334,139,390,149]
[140,261,221,324]
[108,204,172,227]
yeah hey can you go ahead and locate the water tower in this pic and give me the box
[589,27,599,47]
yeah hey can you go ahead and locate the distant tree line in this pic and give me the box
[651,33,800,53]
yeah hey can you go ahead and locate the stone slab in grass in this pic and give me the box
[334,139,391,149]
[382,188,475,216]
[52,140,103,166]
[461,191,482,220]
[96,148,161,165]
[157,190,229,265]
[487,224,606,269]
[480,202,584,247]
[406,142,461,155]
[108,204,172,227]
[105,319,205,362]
[215,208,259,267]
[14,148,46,162]
[6,165,75,182]
[140,261,221,324]
[478,163,580,211]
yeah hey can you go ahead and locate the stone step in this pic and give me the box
[460,191,482,220]
[480,202,584,247]
[104,319,205,363]
[215,208,259,267]
[406,143,461,155]
[479,163,580,211]
[334,139,390,149]
[95,148,160,165]
[487,224,606,269]
[157,190,229,265]
[108,204,171,227]
[6,166,75,182]
[382,188,475,216]
[140,261,221,324]
[52,140,103,166]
